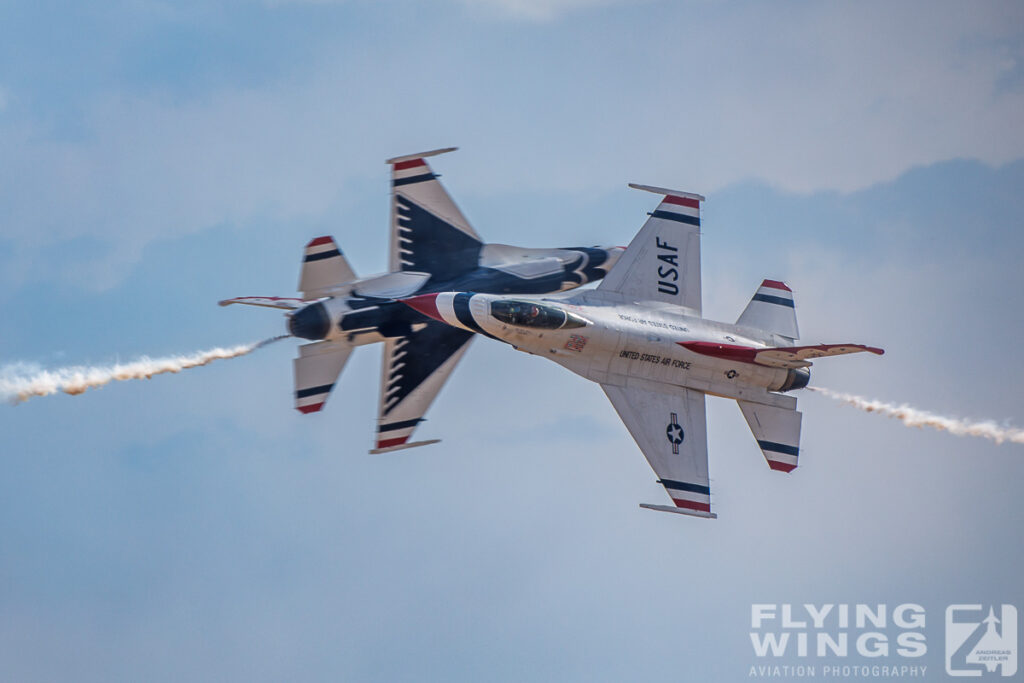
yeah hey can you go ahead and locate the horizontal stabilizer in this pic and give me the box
[755,343,884,368]
[639,503,718,519]
[679,341,884,369]
[294,340,352,414]
[737,279,799,339]
[737,400,802,472]
[369,439,441,455]
[299,236,356,299]
[219,296,304,310]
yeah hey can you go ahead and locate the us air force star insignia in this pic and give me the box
[666,412,684,455]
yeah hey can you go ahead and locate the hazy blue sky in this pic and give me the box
[1,2,1022,681]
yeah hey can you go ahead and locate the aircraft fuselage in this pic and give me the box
[404,290,810,408]
[287,246,624,345]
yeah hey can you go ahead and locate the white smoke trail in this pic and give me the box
[808,387,1024,446]
[0,336,288,404]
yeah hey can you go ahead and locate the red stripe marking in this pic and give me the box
[768,461,797,473]
[401,293,444,322]
[297,403,324,414]
[678,341,759,364]
[377,436,409,449]
[393,158,426,171]
[307,236,334,247]
[760,279,792,292]
[662,195,700,209]
[672,498,711,513]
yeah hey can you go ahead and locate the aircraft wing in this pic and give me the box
[218,296,304,310]
[386,148,483,282]
[371,320,474,453]
[597,184,705,314]
[602,383,715,518]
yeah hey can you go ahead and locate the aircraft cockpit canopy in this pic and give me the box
[490,300,587,330]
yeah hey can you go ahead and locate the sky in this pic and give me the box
[1,1,1023,681]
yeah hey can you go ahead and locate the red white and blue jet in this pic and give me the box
[402,184,883,518]
[220,148,624,452]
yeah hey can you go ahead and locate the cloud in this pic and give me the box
[0,1,1021,293]
[266,0,641,21]
[458,0,637,21]
[2,152,1022,681]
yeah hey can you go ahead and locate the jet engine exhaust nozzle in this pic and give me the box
[288,302,330,340]
[779,367,811,392]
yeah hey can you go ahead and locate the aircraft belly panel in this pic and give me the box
[578,322,623,385]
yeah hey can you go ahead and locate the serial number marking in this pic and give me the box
[617,314,688,332]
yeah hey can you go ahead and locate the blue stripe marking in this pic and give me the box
[393,173,437,187]
[377,418,424,433]
[452,293,483,332]
[304,249,341,262]
[452,293,500,341]
[757,440,799,456]
[658,479,711,496]
[752,293,795,308]
[296,383,333,399]
[650,210,700,226]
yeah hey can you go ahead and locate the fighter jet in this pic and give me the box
[401,184,883,518]
[220,148,624,452]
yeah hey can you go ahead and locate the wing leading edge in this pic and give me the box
[602,383,716,519]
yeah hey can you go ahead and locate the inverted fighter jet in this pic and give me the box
[401,184,883,518]
[220,148,624,452]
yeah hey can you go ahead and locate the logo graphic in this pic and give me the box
[564,334,588,352]
[666,412,684,454]
[946,604,1017,677]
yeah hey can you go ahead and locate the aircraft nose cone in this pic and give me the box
[288,302,330,340]
[401,294,444,322]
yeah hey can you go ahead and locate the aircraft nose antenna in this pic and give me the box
[288,302,330,340]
